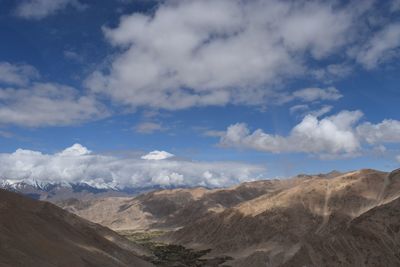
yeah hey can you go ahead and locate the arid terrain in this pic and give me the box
[1,168,399,266]
[0,189,153,267]
[55,168,400,266]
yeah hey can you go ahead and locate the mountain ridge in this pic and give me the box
[0,188,153,267]
[56,168,400,266]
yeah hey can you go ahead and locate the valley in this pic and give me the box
[1,168,400,266]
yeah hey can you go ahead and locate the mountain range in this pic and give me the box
[1,168,400,266]
[0,179,176,202]
[57,168,400,266]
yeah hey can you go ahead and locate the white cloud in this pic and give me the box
[0,144,266,188]
[0,62,107,127]
[220,110,363,157]
[141,150,174,160]
[15,0,86,20]
[134,122,165,134]
[291,87,342,102]
[278,87,343,105]
[289,104,309,114]
[308,105,333,118]
[220,110,400,158]
[85,0,358,110]
[58,143,91,156]
[356,119,400,144]
[290,105,333,118]
[311,63,353,82]
[356,22,400,69]
[396,155,400,163]
[0,82,107,127]
[0,62,39,86]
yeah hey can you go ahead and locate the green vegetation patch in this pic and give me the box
[118,230,233,267]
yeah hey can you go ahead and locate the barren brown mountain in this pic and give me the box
[0,189,153,267]
[59,177,305,231]
[167,169,400,266]
[59,168,400,266]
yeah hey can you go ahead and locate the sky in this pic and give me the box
[0,0,399,188]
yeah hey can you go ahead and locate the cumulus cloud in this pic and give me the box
[15,0,86,20]
[220,110,363,157]
[58,143,91,156]
[356,22,400,69]
[357,119,400,144]
[0,144,266,188]
[0,62,107,127]
[134,122,166,134]
[141,150,174,160]
[220,110,400,157]
[85,0,360,110]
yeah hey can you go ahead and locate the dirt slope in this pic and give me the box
[167,169,400,266]
[58,179,302,231]
[55,169,400,266]
[0,189,153,267]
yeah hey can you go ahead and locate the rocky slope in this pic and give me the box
[0,189,153,267]
[168,169,400,266]
[58,178,302,230]
[55,168,400,266]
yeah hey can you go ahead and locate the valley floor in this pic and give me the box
[118,230,233,267]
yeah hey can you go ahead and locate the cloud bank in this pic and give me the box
[84,0,400,112]
[0,144,266,188]
[85,0,367,110]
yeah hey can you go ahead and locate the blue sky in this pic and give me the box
[0,0,399,188]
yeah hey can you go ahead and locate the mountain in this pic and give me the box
[57,179,296,231]
[167,169,400,266]
[58,168,400,266]
[0,179,172,202]
[57,172,340,231]
[0,188,153,267]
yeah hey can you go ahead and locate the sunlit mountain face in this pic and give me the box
[0,0,399,188]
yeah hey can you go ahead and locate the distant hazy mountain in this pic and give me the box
[0,179,176,202]
[58,168,400,266]
[0,188,153,267]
